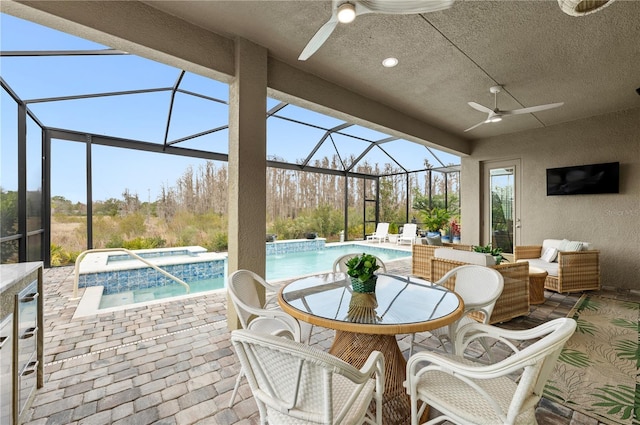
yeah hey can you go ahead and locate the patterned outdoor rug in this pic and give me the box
[543,295,639,425]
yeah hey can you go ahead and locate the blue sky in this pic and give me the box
[1,13,459,203]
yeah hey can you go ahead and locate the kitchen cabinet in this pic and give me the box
[0,262,44,425]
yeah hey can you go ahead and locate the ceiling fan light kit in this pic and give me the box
[337,2,356,23]
[298,0,455,61]
[558,0,617,16]
[464,85,564,132]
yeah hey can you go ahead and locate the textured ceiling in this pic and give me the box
[48,0,640,142]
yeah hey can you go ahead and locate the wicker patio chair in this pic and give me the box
[231,329,385,425]
[514,244,600,293]
[227,269,310,407]
[405,317,577,425]
[429,258,529,324]
[411,243,473,282]
[409,265,504,356]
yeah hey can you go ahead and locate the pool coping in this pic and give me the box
[78,246,226,274]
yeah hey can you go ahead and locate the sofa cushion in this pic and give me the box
[518,258,559,276]
[565,241,583,251]
[542,239,591,251]
[434,248,496,266]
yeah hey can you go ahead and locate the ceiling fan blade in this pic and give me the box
[467,101,493,114]
[464,119,488,132]
[502,102,564,116]
[298,17,339,61]
[359,0,454,14]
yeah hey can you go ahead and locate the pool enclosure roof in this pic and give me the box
[0,14,460,184]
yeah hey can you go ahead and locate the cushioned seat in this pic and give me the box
[434,248,496,266]
[522,258,559,276]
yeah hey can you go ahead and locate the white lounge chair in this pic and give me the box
[366,222,389,243]
[397,223,418,245]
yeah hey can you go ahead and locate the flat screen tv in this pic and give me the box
[546,162,619,196]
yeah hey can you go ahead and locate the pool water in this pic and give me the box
[98,244,409,309]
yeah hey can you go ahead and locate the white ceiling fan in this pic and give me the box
[298,0,454,61]
[464,86,564,132]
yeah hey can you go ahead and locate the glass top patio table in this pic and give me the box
[278,272,462,334]
[278,272,463,425]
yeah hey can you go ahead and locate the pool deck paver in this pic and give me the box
[21,250,640,425]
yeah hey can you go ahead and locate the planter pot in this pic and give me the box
[441,235,451,243]
[351,276,377,293]
[426,231,441,238]
[305,232,317,239]
[452,236,461,244]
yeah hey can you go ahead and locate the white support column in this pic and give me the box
[227,38,268,330]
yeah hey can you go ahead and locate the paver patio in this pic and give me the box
[21,254,639,425]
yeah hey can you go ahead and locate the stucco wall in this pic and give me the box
[461,108,640,291]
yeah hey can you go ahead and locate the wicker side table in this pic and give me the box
[529,266,548,305]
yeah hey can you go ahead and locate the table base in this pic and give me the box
[330,331,426,425]
[529,273,547,305]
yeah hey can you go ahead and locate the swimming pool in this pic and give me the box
[76,242,411,315]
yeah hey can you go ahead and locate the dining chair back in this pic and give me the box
[409,265,503,356]
[231,329,385,425]
[406,317,577,425]
[333,253,387,274]
[227,269,307,406]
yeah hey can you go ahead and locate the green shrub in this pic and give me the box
[50,244,79,266]
[206,232,228,252]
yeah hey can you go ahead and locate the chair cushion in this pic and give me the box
[434,248,496,266]
[518,258,558,276]
[266,374,375,425]
[415,363,536,425]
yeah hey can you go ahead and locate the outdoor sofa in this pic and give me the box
[514,239,600,293]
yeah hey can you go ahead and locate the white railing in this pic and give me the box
[72,248,190,299]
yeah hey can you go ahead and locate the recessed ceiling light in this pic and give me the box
[382,57,398,68]
[337,3,356,23]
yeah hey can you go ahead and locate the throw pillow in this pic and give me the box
[426,235,443,246]
[558,239,570,251]
[541,247,558,263]
[565,241,583,252]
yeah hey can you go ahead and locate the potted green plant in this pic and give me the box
[419,207,451,235]
[345,253,381,293]
[472,243,505,264]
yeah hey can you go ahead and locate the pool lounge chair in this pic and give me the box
[366,222,389,243]
[397,223,418,245]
